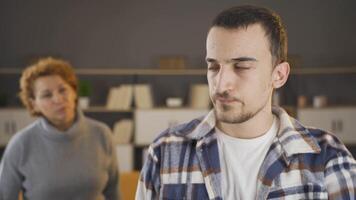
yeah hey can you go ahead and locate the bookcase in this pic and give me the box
[78,69,210,171]
[1,66,356,169]
[0,68,210,171]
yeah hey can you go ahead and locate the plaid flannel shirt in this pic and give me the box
[136,106,356,200]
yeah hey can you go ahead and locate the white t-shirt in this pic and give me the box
[216,117,279,200]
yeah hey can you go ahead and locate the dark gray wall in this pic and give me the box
[1,0,356,68]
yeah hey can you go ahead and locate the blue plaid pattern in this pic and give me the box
[136,107,356,200]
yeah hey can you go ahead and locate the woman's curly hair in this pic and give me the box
[19,57,78,116]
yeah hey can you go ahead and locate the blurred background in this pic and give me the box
[0,0,356,68]
[1,1,356,198]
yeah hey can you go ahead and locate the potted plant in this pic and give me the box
[78,80,92,109]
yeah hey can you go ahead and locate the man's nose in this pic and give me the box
[215,67,235,93]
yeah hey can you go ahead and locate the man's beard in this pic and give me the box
[214,103,257,124]
[213,92,266,124]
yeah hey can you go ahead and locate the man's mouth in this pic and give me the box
[215,96,237,104]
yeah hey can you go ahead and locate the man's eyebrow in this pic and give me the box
[231,57,258,62]
[205,57,258,63]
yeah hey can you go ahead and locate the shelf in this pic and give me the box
[75,68,207,76]
[1,66,356,75]
[290,67,356,75]
[0,106,133,113]
[83,106,133,113]
[83,106,210,112]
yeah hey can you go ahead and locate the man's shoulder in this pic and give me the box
[277,111,354,164]
[151,117,205,146]
[303,126,341,145]
[306,126,352,156]
[277,107,352,159]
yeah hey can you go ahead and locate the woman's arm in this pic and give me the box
[0,141,24,200]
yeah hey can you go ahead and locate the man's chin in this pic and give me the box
[214,108,252,124]
[215,109,235,122]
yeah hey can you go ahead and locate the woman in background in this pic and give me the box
[0,57,120,200]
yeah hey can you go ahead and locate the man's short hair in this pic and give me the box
[212,5,288,65]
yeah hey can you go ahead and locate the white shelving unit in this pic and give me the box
[0,108,35,147]
[298,107,356,144]
[1,66,356,167]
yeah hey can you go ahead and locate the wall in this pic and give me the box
[0,0,356,68]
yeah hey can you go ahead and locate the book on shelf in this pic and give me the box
[106,87,118,109]
[106,84,133,110]
[121,84,133,110]
[134,84,154,109]
[189,84,211,109]
[113,119,133,144]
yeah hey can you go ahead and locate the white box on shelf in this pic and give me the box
[106,85,133,110]
[134,108,208,145]
[115,144,134,172]
[297,107,356,144]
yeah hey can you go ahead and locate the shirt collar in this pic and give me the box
[273,106,321,159]
[186,106,321,158]
[186,109,216,140]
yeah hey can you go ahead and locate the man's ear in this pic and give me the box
[272,62,290,89]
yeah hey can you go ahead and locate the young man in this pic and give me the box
[136,5,356,200]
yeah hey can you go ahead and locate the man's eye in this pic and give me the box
[234,64,250,70]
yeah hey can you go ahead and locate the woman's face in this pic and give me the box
[31,75,77,130]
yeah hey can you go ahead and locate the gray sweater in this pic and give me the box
[0,111,120,200]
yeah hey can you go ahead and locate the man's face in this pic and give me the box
[206,24,275,124]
